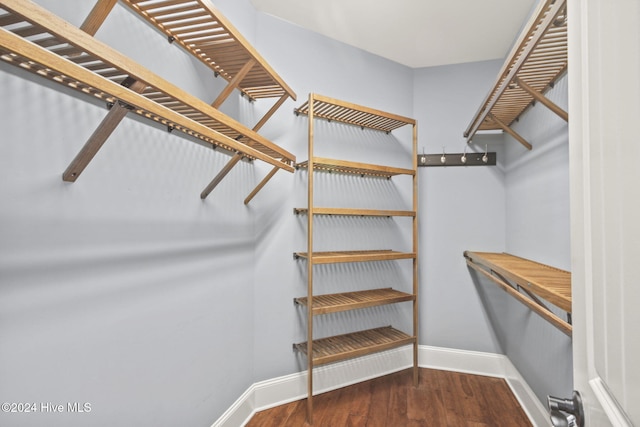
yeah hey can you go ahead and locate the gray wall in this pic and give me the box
[413,60,507,354]
[0,0,571,425]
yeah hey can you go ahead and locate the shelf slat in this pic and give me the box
[294,326,415,366]
[295,250,416,264]
[294,207,416,217]
[295,288,415,315]
[297,157,414,178]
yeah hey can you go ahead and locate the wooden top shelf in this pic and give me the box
[295,250,416,265]
[295,93,415,133]
[119,0,296,101]
[296,157,414,178]
[293,207,416,217]
[0,0,295,171]
[464,0,567,141]
[295,288,415,315]
[294,326,415,366]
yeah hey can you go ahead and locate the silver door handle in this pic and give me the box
[548,391,584,427]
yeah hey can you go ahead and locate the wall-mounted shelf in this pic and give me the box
[464,251,572,336]
[0,0,295,202]
[293,93,418,424]
[464,0,568,150]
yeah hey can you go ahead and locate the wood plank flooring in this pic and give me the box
[246,368,533,427]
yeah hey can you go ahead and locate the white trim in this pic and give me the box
[211,345,550,427]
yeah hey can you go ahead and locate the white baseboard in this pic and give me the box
[211,345,550,427]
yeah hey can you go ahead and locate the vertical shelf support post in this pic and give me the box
[305,93,315,425]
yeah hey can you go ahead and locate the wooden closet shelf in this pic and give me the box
[294,326,415,366]
[464,0,567,147]
[295,288,415,315]
[295,93,415,133]
[295,250,416,264]
[293,207,416,217]
[0,0,295,181]
[464,251,572,336]
[296,157,414,178]
[119,0,296,102]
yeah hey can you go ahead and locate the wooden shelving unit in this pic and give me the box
[0,0,296,202]
[464,251,572,336]
[293,93,418,424]
[464,0,568,150]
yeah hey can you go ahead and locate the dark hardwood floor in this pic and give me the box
[246,368,533,427]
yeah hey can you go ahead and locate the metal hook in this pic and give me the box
[482,144,489,163]
[441,146,446,164]
[420,147,426,164]
[461,145,467,164]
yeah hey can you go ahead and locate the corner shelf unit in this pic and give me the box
[464,251,572,336]
[0,0,296,203]
[464,0,568,150]
[293,93,418,424]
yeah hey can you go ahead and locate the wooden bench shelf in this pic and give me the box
[294,326,415,366]
[464,0,568,150]
[296,157,414,179]
[295,250,416,265]
[464,251,572,336]
[0,0,295,202]
[295,288,414,315]
[293,207,416,217]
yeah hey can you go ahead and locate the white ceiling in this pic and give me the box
[250,0,537,68]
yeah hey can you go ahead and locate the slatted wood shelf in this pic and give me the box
[0,0,294,192]
[294,326,415,366]
[464,0,567,149]
[118,0,296,102]
[295,288,415,315]
[295,93,415,133]
[293,207,416,217]
[296,157,414,179]
[464,251,572,336]
[295,250,415,265]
